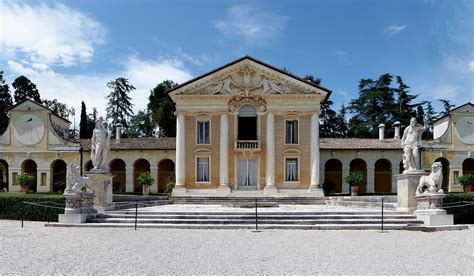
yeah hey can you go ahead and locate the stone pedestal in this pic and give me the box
[85,172,114,212]
[413,193,453,226]
[263,185,278,195]
[59,191,96,223]
[396,171,425,212]
[308,185,324,196]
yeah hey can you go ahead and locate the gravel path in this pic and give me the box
[1,220,473,274]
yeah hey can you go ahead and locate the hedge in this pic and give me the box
[444,193,474,224]
[0,193,65,222]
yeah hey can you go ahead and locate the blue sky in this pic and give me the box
[1,0,473,123]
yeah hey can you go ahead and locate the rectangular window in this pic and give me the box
[41,173,47,186]
[285,158,298,182]
[197,121,210,144]
[286,120,298,144]
[197,157,209,182]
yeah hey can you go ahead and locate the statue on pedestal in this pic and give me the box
[416,162,444,195]
[401,117,427,173]
[90,119,111,171]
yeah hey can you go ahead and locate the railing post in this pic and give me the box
[255,197,258,231]
[21,201,24,228]
[381,198,384,232]
[135,201,138,231]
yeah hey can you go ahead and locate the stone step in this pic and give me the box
[104,210,409,216]
[46,223,421,230]
[88,218,422,225]
[97,214,417,220]
[332,201,398,210]
[170,196,326,205]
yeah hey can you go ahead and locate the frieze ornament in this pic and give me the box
[228,96,267,112]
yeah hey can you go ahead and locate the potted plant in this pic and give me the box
[165,180,175,195]
[458,174,474,192]
[16,173,35,193]
[137,171,155,195]
[345,171,364,196]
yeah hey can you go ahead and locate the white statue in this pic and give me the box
[401,117,427,172]
[416,162,444,195]
[65,163,92,194]
[90,119,111,171]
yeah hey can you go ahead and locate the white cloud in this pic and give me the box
[384,24,407,35]
[0,2,106,67]
[468,60,474,72]
[214,5,288,46]
[6,57,193,124]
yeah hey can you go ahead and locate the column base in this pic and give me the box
[171,185,187,196]
[58,213,91,224]
[308,185,324,196]
[217,184,231,195]
[263,184,278,195]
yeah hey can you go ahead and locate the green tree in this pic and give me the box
[87,107,98,137]
[348,74,396,138]
[394,76,418,126]
[12,75,41,104]
[0,71,13,134]
[438,99,455,117]
[79,101,90,138]
[126,110,155,138]
[105,77,135,135]
[41,98,71,118]
[335,104,348,138]
[303,75,322,85]
[148,80,178,137]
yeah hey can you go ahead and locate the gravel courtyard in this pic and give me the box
[1,220,473,274]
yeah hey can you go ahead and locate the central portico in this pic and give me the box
[168,56,330,196]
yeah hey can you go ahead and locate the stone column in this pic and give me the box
[218,113,230,194]
[366,166,375,193]
[309,113,323,196]
[173,113,186,194]
[125,166,134,192]
[342,166,350,193]
[150,166,158,193]
[264,113,276,193]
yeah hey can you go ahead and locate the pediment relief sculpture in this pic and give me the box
[186,68,296,96]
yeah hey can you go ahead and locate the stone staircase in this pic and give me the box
[76,208,424,230]
[170,196,326,206]
[326,196,398,210]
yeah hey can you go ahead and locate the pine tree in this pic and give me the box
[87,107,98,137]
[335,104,348,138]
[41,98,71,118]
[394,76,418,126]
[0,71,13,134]
[438,99,455,117]
[105,77,135,135]
[79,101,90,138]
[148,80,178,137]
[12,75,41,104]
[126,110,155,138]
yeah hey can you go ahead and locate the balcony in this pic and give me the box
[234,140,260,152]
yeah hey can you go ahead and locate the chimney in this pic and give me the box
[116,124,122,143]
[393,121,401,139]
[378,123,385,142]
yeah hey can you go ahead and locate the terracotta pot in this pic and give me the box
[350,186,359,196]
[465,185,472,192]
[142,185,150,195]
[21,185,30,193]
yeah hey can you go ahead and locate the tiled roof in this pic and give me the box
[79,138,176,151]
[79,137,402,150]
[319,138,403,150]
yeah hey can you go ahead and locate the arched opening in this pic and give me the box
[463,158,474,176]
[238,105,257,140]
[324,159,342,193]
[435,157,450,192]
[134,159,150,192]
[399,160,404,175]
[110,159,126,192]
[21,159,37,192]
[51,159,67,192]
[158,159,175,193]
[84,160,93,172]
[0,160,9,192]
[349,159,367,194]
[374,159,392,193]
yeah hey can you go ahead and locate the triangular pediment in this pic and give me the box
[8,99,48,113]
[169,56,331,101]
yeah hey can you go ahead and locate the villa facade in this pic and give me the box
[0,57,472,196]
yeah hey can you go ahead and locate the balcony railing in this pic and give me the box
[234,140,260,150]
